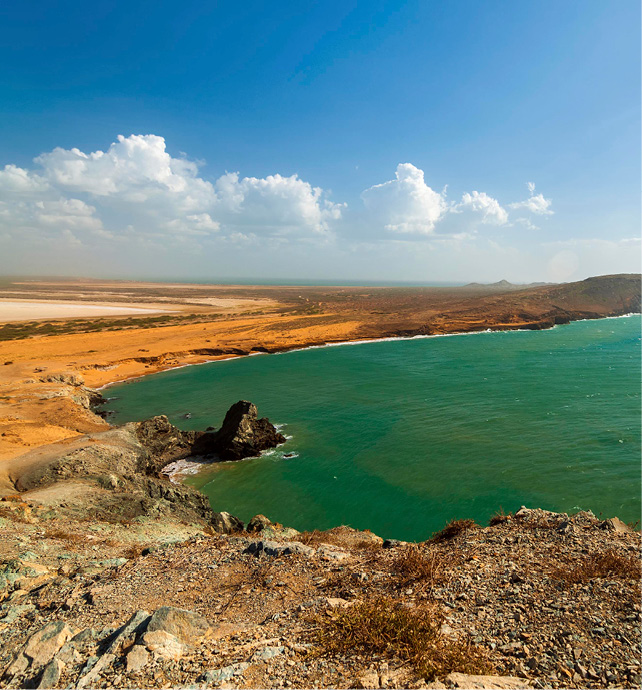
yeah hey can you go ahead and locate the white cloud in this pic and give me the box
[510,183,553,215]
[458,190,508,225]
[215,171,343,235]
[361,163,448,234]
[0,134,343,247]
[361,164,513,236]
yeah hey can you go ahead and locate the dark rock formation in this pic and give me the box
[247,514,272,533]
[136,416,197,475]
[193,401,286,461]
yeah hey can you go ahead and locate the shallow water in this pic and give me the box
[104,316,641,541]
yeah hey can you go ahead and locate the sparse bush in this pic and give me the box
[314,596,494,680]
[392,546,447,586]
[429,519,476,543]
[551,549,641,584]
[489,507,511,526]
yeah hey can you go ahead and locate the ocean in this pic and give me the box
[103,315,641,541]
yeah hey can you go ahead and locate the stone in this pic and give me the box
[317,545,351,562]
[142,630,184,660]
[126,645,150,673]
[356,669,381,688]
[37,658,64,689]
[105,610,151,654]
[445,673,532,689]
[146,606,211,644]
[325,597,352,609]
[251,645,285,662]
[7,621,75,676]
[599,517,634,533]
[383,539,404,549]
[76,653,115,688]
[243,540,315,558]
[211,511,245,534]
[247,514,272,532]
[201,662,249,684]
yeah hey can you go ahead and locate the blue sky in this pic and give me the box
[0,0,639,282]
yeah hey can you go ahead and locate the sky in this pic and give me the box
[0,0,639,283]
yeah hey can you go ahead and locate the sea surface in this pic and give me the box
[103,316,641,541]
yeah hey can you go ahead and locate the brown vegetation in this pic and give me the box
[429,518,477,543]
[314,596,494,680]
[551,549,642,584]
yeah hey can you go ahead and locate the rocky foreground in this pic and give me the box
[0,497,639,690]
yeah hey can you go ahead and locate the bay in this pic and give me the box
[103,315,641,541]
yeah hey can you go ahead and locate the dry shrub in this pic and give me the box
[392,546,448,586]
[298,527,380,551]
[42,527,87,544]
[489,507,511,527]
[429,519,476,543]
[551,549,641,584]
[314,596,493,680]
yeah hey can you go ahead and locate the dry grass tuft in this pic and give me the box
[429,519,476,543]
[489,507,511,527]
[551,549,641,584]
[392,546,448,586]
[298,527,380,551]
[314,596,493,680]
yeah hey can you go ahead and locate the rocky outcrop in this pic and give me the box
[12,401,283,532]
[193,400,286,460]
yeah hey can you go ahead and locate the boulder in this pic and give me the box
[211,511,245,534]
[37,659,64,689]
[126,645,149,673]
[142,630,183,660]
[247,514,272,532]
[5,621,74,678]
[599,517,634,533]
[104,610,151,654]
[146,606,211,644]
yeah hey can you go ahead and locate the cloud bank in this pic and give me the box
[3,133,635,283]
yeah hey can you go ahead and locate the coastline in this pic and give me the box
[97,311,640,392]
[0,274,639,484]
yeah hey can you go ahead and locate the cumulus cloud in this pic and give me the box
[510,181,553,216]
[361,163,448,234]
[361,164,539,237]
[0,134,343,247]
[457,190,508,225]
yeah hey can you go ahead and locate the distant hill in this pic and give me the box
[464,279,555,290]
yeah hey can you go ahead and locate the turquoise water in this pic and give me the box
[104,316,641,541]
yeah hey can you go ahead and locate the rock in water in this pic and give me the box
[196,401,286,460]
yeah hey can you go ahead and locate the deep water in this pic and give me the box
[103,316,641,541]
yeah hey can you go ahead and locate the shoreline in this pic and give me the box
[96,311,640,392]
